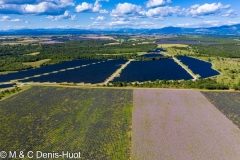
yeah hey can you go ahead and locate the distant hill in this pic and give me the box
[0,24,240,35]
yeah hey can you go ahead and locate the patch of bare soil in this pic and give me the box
[132,89,240,160]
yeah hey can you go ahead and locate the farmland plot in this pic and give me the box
[0,86,132,160]
[132,89,240,160]
[202,91,240,129]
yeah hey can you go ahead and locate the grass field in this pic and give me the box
[158,44,195,56]
[0,86,133,159]
[195,57,240,86]
[22,59,51,67]
[25,52,40,56]
[136,52,146,55]
[158,44,189,48]
[104,42,121,46]
[18,39,39,43]
[0,71,18,75]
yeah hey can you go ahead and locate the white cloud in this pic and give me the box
[75,0,109,13]
[222,9,238,17]
[75,2,92,12]
[145,6,179,19]
[90,16,106,21]
[111,3,145,17]
[182,3,230,18]
[110,2,179,20]
[0,15,22,22]
[96,16,106,21]
[146,0,171,8]
[99,9,108,14]
[92,0,101,12]
[47,11,76,21]
[0,0,74,15]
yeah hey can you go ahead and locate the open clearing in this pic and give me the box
[157,44,189,48]
[104,42,121,46]
[0,71,17,75]
[22,59,51,67]
[25,52,40,56]
[132,89,240,160]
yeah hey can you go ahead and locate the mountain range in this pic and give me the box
[0,24,240,35]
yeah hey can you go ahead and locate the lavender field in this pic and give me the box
[132,89,240,160]
[1,86,240,160]
[0,86,132,160]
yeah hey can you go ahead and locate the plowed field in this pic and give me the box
[132,89,240,160]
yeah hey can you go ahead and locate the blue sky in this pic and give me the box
[0,0,239,30]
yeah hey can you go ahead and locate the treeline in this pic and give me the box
[0,44,41,71]
[41,54,136,65]
[0,44,40,56]
[38,40,156,65]
[159,36,237,43]
[191,43,240,58]
[106,78,230,90]
[0,61,32,71]
[135,56,171,61]
[40,40,157,55]
[0,86,21,100]
[0,39,157,71]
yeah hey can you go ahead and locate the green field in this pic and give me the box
[0,86,133,159]
[22,59,51,68]
[25,52,40,56]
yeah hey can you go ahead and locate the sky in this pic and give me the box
[0,0,239,30]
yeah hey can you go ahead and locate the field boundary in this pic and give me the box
[103,59,133,85]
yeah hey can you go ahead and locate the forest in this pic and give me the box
[191,44,240,58]
[0,39,157,71]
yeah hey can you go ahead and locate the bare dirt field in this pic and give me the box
[132,89,240,160]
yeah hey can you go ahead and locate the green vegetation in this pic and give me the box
[202,92,240,128]
[193,56,240,89]
[0,86,21,100]
[158,36,237,43]
[26,52,40,56]
[0,39,156,71]
[0,86,133,159]
[2,35,240,91]
[22,59,51,67]
[157,39,240,90]
[192,43,240,58]
[135,56,171,61]
[109,78,229,90]
[0,44,41,71]
[40,40,156,64]
[158,44,194,56]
